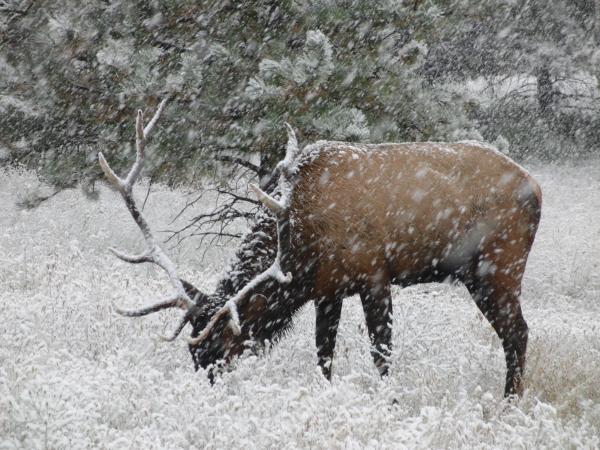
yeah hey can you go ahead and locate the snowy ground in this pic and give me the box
[1,162,600,449]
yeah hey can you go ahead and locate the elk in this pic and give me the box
[99,99,541,397]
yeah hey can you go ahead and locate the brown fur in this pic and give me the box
[293,141,540,298]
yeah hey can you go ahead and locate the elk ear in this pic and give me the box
[181,279,209,305]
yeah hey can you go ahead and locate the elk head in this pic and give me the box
[99,102,300,375]
[187,124,302,372]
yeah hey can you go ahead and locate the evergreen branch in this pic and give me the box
[214,155,260,174]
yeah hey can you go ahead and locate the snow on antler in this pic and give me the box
[277,123,300,176]
[248,123,299,214]
[98,98,197,342]
[249,183,284,214]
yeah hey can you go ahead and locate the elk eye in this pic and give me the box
[248,294,268,316]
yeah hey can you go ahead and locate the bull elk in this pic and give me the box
[99,99,541,397]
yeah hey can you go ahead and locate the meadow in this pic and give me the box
[1,162,600,449]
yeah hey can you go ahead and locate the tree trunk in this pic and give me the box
[537,66,556,116]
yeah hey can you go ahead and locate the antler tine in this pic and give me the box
[124,97,169,190]
[276,123,299,177]
[113,295,188,317]
[249,183,284,215]
[187,305,231,345]
[98,153,124,192]
[122,110,145,192]
[159,313,191,342]
[283,123,299,165]
[143,97,169,137]
[108,247,153,264]
[251,123,301,214]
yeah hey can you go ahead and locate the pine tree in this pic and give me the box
[0,0,473,191]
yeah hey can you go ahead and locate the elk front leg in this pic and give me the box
[360,282,393,376]
[315,298,343,380]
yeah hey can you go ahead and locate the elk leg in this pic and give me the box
[359,283,393,376]
[315,298,343,380]
[464,278,528,397]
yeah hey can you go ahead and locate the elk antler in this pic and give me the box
[99,98,197,342]
[187,124,298,346]
[248,123,299,215]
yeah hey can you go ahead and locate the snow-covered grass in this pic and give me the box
[1,162,600,449]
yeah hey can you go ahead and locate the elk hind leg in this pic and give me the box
[464,276,528,397]
[360,282,393,376]
[315,298,343,380]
